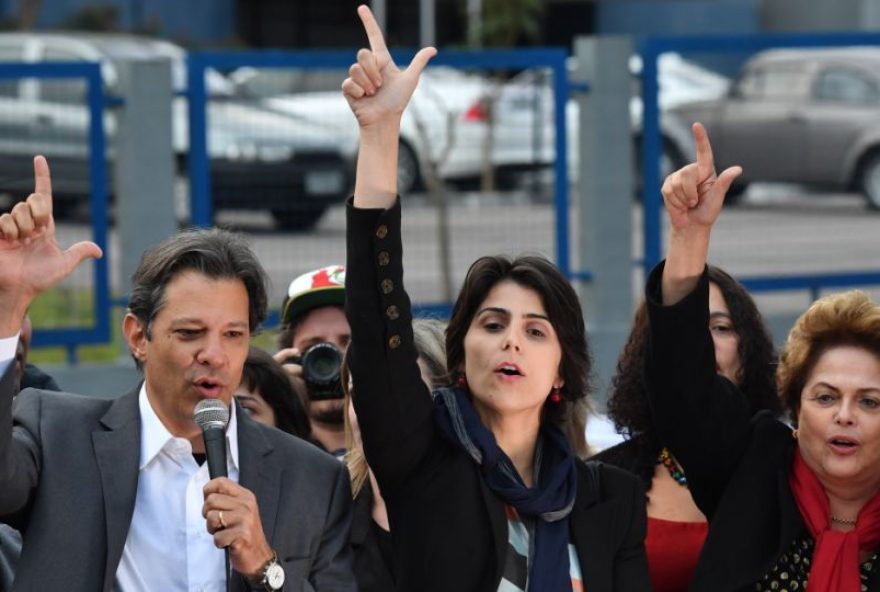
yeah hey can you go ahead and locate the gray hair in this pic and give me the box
[127,228,268,367]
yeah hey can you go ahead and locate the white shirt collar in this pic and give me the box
[138,383,240,472]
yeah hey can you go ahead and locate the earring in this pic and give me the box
[456,375,468,389]
[791,429,798,440]
[549,386,562,404]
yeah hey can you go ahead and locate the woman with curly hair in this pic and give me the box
[646,121,880,591]
[592,265,781,591]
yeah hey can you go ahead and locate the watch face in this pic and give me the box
[266,563,285,589]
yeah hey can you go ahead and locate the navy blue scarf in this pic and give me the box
[433,386,577,592]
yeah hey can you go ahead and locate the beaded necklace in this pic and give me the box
[657,447,688,487]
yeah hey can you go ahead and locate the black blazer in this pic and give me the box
[345,197,650,592]
[350,486,396,592]
[592,438,659,490]
[644,263,880,591]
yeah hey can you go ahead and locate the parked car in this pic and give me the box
[666,47,880,209]
[0,33,351,229]
[487,53,730,185]
[231,65,492,194]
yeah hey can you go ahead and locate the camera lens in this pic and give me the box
[300,342,343,400]
[306,346,339,382]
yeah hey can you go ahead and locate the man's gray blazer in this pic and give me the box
[0,366,355,591]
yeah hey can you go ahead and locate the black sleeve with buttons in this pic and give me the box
[345,196,437,494]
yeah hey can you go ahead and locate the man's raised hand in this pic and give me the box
[342,4,436,129]
[661,122,742,233]
[0,156,102,335]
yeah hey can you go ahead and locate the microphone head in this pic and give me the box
[193,399,230,432]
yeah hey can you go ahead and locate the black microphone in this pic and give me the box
[194,399,232,592]
[193,399,230,479]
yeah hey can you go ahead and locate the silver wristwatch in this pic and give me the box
[258,551,285,591]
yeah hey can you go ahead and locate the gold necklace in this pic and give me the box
[831,515,857,526]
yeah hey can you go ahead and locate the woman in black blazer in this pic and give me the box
[593,269,781,591]
[647,121,880,591]
[340,6,649,591]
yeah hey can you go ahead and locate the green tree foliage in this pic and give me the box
[480,0,544,47]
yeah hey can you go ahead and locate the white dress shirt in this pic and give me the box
[114,384,240,592]
[0,333,18,377]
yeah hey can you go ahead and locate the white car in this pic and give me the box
[231,66,493,194]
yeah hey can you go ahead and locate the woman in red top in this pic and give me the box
[643,122,880,591]
[593,267,782,591]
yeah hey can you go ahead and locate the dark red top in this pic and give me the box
[645,516,709,592]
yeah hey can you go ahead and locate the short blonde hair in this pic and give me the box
[778,290,880,425]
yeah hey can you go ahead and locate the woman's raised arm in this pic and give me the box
[661,122,741,303]
[342,5,435,209]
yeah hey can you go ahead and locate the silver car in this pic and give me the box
[231,65,492,195]
[667,47,880,209]
[0,32,351,229]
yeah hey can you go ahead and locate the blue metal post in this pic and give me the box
[551,53,570,277]
[86,64,111,347]
[187,54,212,227]
[640,40,663,271]
[0,62,111,350]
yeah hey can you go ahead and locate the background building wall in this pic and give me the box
[761,0,880,32]
[597,0,759,37]
[2,0,236,45]
[595,0,759,75]
[4,0,880,49]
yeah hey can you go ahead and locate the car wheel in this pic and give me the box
[272,205,327,231]
[633,138,684,200]
[397,140,421,195]
[723,182,748,207]
[859,152,880,210]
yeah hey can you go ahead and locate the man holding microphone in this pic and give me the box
[0,157,353,591]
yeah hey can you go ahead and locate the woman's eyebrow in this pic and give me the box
[476,306,510,317]
[524,313,550,321]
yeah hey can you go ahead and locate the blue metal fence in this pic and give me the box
[0,62,110,359]
[639,32,880,293]
[186,47,573,295]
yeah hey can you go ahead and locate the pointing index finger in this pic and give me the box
[33,155,52,197]
[357,4,388,55]
[692,122,716,180]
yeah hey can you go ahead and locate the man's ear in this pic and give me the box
[123,313,148,363]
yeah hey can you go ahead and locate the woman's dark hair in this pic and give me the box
[605,265,780,481]
[446,255,593,432]
[239,346,311,440]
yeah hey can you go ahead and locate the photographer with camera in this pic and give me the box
[275,265,350,456]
